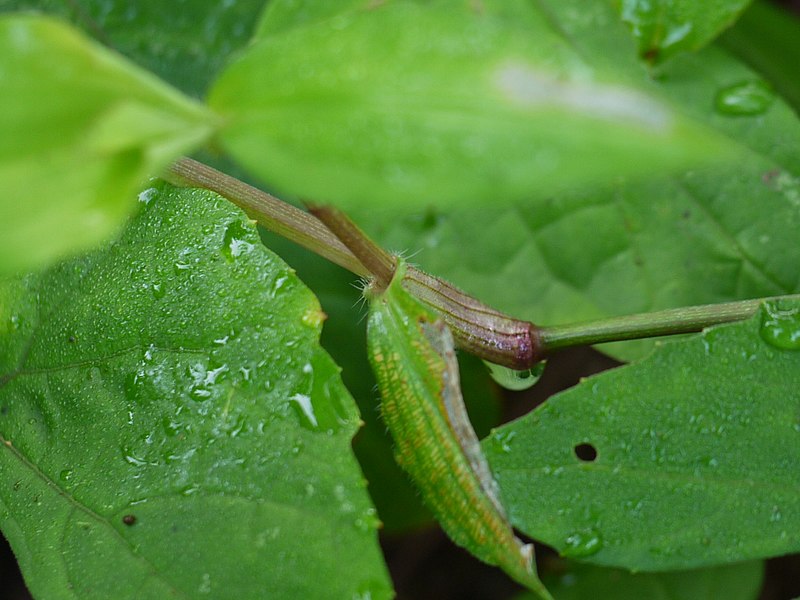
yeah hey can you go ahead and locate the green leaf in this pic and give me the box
[617,0,753,64]
[0,15,217,275]
[358,0,800,362]
[484,300,800,571]
[0,184,392,599]
[0,0,265,97]
[209,2,729,211]
[535,560,764,600]
[719,1,800,114]
[254,0,365,39]
[257,228,433,531]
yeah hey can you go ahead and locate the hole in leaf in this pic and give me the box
[574,443,597,462]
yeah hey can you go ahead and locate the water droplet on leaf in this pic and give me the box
[491,429,516,453]
[221,220,255,261]
[714,80,774,116]
[151,281,166,299]
[562,528,603,558]
[759,301,800,350]
[484,360,546,391]
[137,187,158,205]
[290,393,319,430]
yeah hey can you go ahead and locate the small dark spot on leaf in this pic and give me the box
[68,335,76,343]
[681,210,691,219]
[122,514,137,526]
[762,169,780,185]
[574,443,598,462]
[642,47,660,63]
[0,405,8,415]
[13,481,21,491]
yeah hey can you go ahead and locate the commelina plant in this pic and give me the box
[0,1,799,599]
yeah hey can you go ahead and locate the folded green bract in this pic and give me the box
[366,258,552,599]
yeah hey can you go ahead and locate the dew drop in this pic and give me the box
[561,528,603,558]
[290,393,319,430]
[162,415,181,437]
[714,80,774,117]
[770,505,783,523]
[354,508,381,533]
[151,281,166,299]
[137,187,157,205]
[121,447,153,467]
[759,301,800,350]
[221,220,255,261]
[273,275,288,294]
[491,429,516,453]
[484,360,545,391]
[173,261,191,274]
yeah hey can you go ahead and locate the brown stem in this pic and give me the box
[310,205,541,369]
[165,158,369,277]
[308,204,396,291]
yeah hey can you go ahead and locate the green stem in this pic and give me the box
[538,296,798,352]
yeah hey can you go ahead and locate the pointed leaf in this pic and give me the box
[0,183,392,599]
[484,300,800,570]
[0,15,217,274]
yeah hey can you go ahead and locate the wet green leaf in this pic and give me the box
[0,15,217,274]
[719,1,800,114]
[0,184,392,599]
[617,0,753,64]
[485,300,800,570]
[209,2,729,211]
[530,560,764,600]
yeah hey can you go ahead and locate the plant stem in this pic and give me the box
[164,156,797,366]
[309,204,397,290]
[165,157,370,277]
[537,296,797,352]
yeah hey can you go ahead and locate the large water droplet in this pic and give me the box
[290,393,319,429]
[221,220,255,262]
[760,301,800,350]
[484,360,546,391]
[137,187,158,205]
[714,80,774,116]
[561,528,603,558]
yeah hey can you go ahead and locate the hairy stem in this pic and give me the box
[309,204,396,290]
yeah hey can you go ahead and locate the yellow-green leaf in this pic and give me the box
[0,14,218,274]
